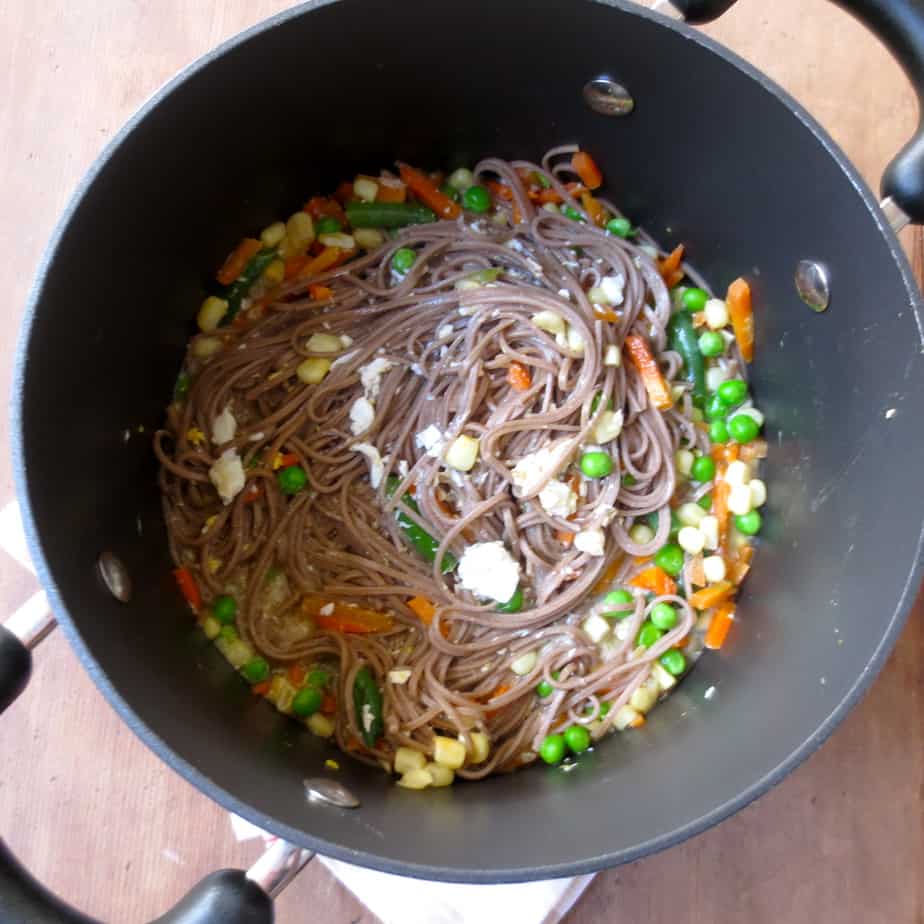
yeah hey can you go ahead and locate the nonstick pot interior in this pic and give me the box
[13,0,924,881]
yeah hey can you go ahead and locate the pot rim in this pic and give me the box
[11,0,924,883]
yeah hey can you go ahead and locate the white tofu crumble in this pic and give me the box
[353,443,385,487]
[574,527,606,556]
[349,397,375,436]
[510,440,575,496]
[600,274,626,306]
[538,479,578,517]
[208,448,245,505]
[388,669,412,685]
[211,405,237,445]
[415,424,446,458]
[457,541,521,604]
[583,612,611,644]
[359,357,394,400]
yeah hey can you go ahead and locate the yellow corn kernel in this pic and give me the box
[354,228,384,250]
[424,763,454,787]
[445,435,480,472]
[297,357,332,384]
[186,427,206,446]
[468,732,490,764]
[286,211,315,250]
[394,747,427,775]
[613,704,644,731]
[307,712,335,738]
[325,759,340,771]
[192,336,223,359]
[305,332,344,353]
[433,736,466,769]
[262,258,285,286]
[629,676,660,714]
[353,176,379,202]
[397,768,433,790]
[200,615,221,640]
[260,221,287,248]
[208,558,222,573]
[197,296,229,333]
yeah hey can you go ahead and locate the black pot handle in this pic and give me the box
[0,626,275,924]
[672,0,924,224]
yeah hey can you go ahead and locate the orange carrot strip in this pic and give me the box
[376,179,407,203]
[398,163,462,219]
[689,581,735,611]
[507,361,532,392]
[594,306,621,323]
[739,438,768,462]
[571,151,603,190]
[321,693,337,715]
[564,181,586,196]
[629,566,677,597]
[252,680,272,696]
[712,479,731,551]
[727,277,754,362]
[275,452,299,469]
[485,179,513,201]
[284,255,308,279]
[580,190,607,227]
[287,665,307,686]
[303,596,394,634]
[242,482,263,505]
[556,530,575,546]
[533,188,563,204]
[625,334,673,410]
[407,595,436,625]
[173,567,201,610]
[296,246,351,281]
[704,601,736,650]
[308,284,334,300]
[657,244,685,288]
[304,196,346,222]
[593,554,626,593]
[217,238,262,286]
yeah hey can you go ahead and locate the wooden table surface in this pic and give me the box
[1,1,922,921]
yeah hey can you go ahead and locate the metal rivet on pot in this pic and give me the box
[97,550,132,603]
[304,778,360,809]
[583,77,634,116]
[795,260,830,313]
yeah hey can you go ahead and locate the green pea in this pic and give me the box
[307,669,330,688]
[580,451,613,479]
[219,624,238,642]
[728,413,760,444]
[562,205,583,222]
[653,543,684,577]
[241,657,270,684]
[174,371,191,401]
[392,247,417,274]
[698,331,724,358]
[698,493,713,511]
[690,455,716,483]
[497,585,523,614]
[709,419,729,444]
[590,392,614,414]
[292,685,323,717]
[439,182,461,203]
[717,379,748,407]
[599,701,611,718]
[315,216,343,235]
[606,217,633,238]
[212,594,237,625]
[622,473,637,486]
[735,510,762,535]
[462,185,491,213]
[536,679,555,698]
[277,465,307,495]
[660,649,687,676]
[637,621,664,648]
[650,602,678,630]
[539,733,566,765]
[681,287,709,312]
[603,588,634,619]
[564,725,591,754]
[704,393,727,422]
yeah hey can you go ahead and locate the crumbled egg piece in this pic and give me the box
[510,441,574,496]
[359,357,394,401]
[209,448,245,505]
[457,541,521,603]
[349,397,375,436]
[353,443,385,488]
[538,479,578,517]
[388,669,412,685]
[574,527,606,557]
[531,311,567,336]
[583,612,611,644]
[211,405,237,446]
[593,409,624,444]
[600,274,626,306]
[415,424,446,458]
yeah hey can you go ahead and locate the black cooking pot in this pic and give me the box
[4,0,924,920]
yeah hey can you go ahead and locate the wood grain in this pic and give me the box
[0,2,921,922]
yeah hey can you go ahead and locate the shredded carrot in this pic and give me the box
[556,530,575,546]
[739,438,768,462]
[633,554,653,567]
[308,284,334,300]
[727,277,754,362]
[284,255,309,279]
[489,683,510,701]
[321,693,337,715]
[689,581,735,611]
[629,714,646,729]
[274,452,298,469]
[334,181,354,204]
[507,361,532,392]
[296,245,353,280]
[674,635,691,650]
[657,244,685,288]
[303,596,394,634]
[571,151,603,190]
[407,595,436,625]
[287,665,307,686]
[629,566,677,597]
[593,554,626,593]
[398,163,462,219]
[624,335,673,410]
[485,179,513,201]
[217,238,262,286]
[564,181,586,197]
[376,178,406,203]
[594,306,621,323]
[580,190,607,227]
[303,196,346,223]
[729,545,754,585]
[173,567,201,611]
[252,680,272,696]
[529,187,563,204]
[710,443,739,466]
[242,482,263,505]
[711,479,731,551]
[704,601,736,650]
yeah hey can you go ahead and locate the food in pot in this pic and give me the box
[155,145,766,788]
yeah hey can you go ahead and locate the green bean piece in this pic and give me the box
[353,666,384,747]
